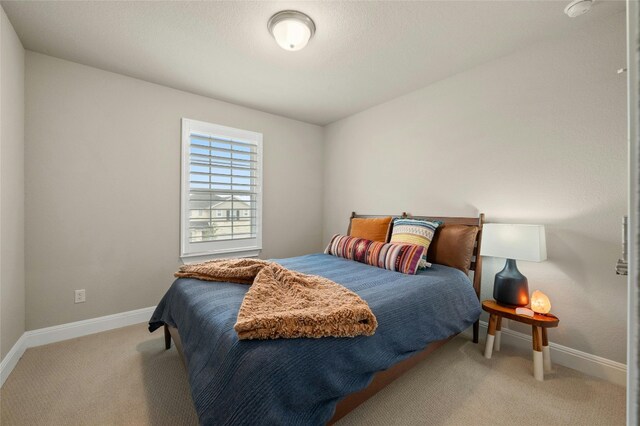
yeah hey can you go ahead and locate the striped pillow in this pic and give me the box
[324,234,425,275]
[390,218,441,268]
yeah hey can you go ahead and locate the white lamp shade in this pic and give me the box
[480,224,547,262]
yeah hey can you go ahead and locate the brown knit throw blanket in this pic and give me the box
[175,258,378,340]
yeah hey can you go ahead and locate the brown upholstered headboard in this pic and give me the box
[346,212,485,303]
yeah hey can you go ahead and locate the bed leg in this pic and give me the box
[473,320,479,343]
[164,324,171,350]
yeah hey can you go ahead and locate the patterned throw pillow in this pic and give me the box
[390,218,441,268]
[324,234,425,275]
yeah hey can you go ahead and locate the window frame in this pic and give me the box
[180,118,263,259]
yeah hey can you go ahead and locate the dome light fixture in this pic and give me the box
[268,10,316,51]
[564,0,593,17]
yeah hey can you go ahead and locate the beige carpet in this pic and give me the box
[0,323,625,425]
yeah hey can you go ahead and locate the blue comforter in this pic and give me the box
[149,253,481,425]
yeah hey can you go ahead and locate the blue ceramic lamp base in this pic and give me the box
[493,258,529,307]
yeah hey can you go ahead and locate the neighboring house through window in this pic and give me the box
[180,119,263,258]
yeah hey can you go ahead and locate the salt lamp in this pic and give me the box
[530,290,551,314]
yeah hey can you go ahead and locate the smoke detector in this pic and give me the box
[564,0,593,17]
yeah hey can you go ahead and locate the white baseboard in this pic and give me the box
[0,334,27,387]
[466,320,627,386]
[24,306,156,348]
[0,306,156,387]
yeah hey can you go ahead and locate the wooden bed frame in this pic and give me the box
[164,212,484,424]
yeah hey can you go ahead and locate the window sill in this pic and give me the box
[180,248,261,263]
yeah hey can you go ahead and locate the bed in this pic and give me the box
[149,213,484,425]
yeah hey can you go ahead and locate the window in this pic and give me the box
[181,119,262,258]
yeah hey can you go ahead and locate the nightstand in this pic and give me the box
[481,300,559,381]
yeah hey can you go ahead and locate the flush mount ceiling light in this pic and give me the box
[564,0,593,17]
[268,10,316,51]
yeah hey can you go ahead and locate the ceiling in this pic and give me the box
[2,1,625,125]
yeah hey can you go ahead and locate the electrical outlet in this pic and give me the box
[74,289,86,304]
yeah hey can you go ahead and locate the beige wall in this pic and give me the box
[323,13,627,363]
[0,7,25,359]
[25,52,324,330]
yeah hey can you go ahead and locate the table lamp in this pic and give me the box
[480,224,547,307]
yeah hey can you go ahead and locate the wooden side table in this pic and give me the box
[481,300,559,381]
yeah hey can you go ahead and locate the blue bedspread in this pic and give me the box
[149,253,481,425]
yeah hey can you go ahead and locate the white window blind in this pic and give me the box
[181,119,262,258]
